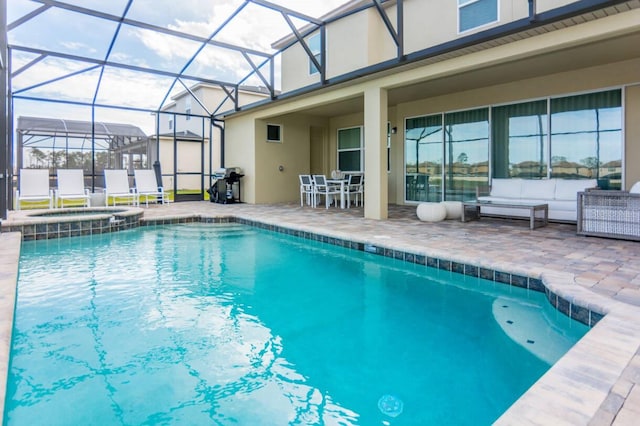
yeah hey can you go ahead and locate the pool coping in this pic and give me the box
[1,212,639,424]
[1,207,144,240]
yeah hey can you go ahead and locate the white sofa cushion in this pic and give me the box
[491,178,522,198]
[554,179,597,200]
[549,209,577,221]
[630,182,640,194]
[547,200,576,212]
[521,179,556,200]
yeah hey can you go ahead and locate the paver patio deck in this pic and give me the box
[1,201,640,424]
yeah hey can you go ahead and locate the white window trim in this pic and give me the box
[185,97,192,120]
[457,0,500,35]
[308,33,322,76]
[337,126,364,172]
[387,121,392,173]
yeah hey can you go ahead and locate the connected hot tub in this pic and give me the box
[1,207,144,240]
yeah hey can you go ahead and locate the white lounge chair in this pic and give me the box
[16,168,53,210]
[104,169,138,206]
[55,169,91,208]
[134,169,167,207]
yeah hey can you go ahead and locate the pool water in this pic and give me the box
[6,223,588,425]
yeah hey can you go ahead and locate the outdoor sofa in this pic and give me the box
[477,178,598,222]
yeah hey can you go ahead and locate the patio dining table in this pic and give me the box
[326,178,348,209]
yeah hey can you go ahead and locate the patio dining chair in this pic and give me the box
[312,174,341,209]
[299,174,315,207]
[134,169,168,207]
[344,174,363,208]
[55,169,91,208]
[104,169,139,207]
[16,168,54,210]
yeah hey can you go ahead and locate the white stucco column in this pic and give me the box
[364,86,388,220]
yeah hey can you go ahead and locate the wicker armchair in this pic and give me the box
[577,190,640,241]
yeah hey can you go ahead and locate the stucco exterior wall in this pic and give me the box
[225,114,256,203]
[280,0,532,92]
[387,105,399,203]
[404,0,527,54]
[226,55,640,206]
[396,57,640,119]
[225,113,330,204]
[159,86,269,136]
[326,12,369,79]
[280,4,398,92]
[227,6,640,207]
[254,117,309,204]
[279,35,322,93]
[366,5,397,66]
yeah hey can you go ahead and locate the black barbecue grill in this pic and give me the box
[208,167,244,204]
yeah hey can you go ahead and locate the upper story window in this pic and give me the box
[458,0,498,33]
[308,33,321,75]
[185,97,192,121]
[168,118,173,130]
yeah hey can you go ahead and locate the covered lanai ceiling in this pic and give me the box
[7,0,355,116]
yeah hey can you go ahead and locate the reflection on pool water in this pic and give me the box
[6,223,589,425]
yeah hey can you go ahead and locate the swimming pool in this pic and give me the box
[6,223,588,425]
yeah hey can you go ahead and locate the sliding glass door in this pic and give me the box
[492,100,547,179]
[405,115,442,202]
[444,109,489,201]
[404,88,623,203]
[550,90,622,189]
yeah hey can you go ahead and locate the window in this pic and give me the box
[267,124,282,143]
[337,127,362,172]
[444,108,490,201]
[550,90,622,189]
[308,33,321,75]
[405,115,443,202]
[403,89,623,203]
[492,100,548,179]
[458,0,498,33]
[185,98,192,121]
[168,118,173,130]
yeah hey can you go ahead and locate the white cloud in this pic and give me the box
[9,0,349,131]
[133,0,348,83]
[60,41,97,54]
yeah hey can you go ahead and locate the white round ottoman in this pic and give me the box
[416,202,447,222]
[441,201,463,220]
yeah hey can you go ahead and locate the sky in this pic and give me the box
[8,0,350,133]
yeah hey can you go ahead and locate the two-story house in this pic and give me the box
[154,83,271,199]
[218,0,640,220]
